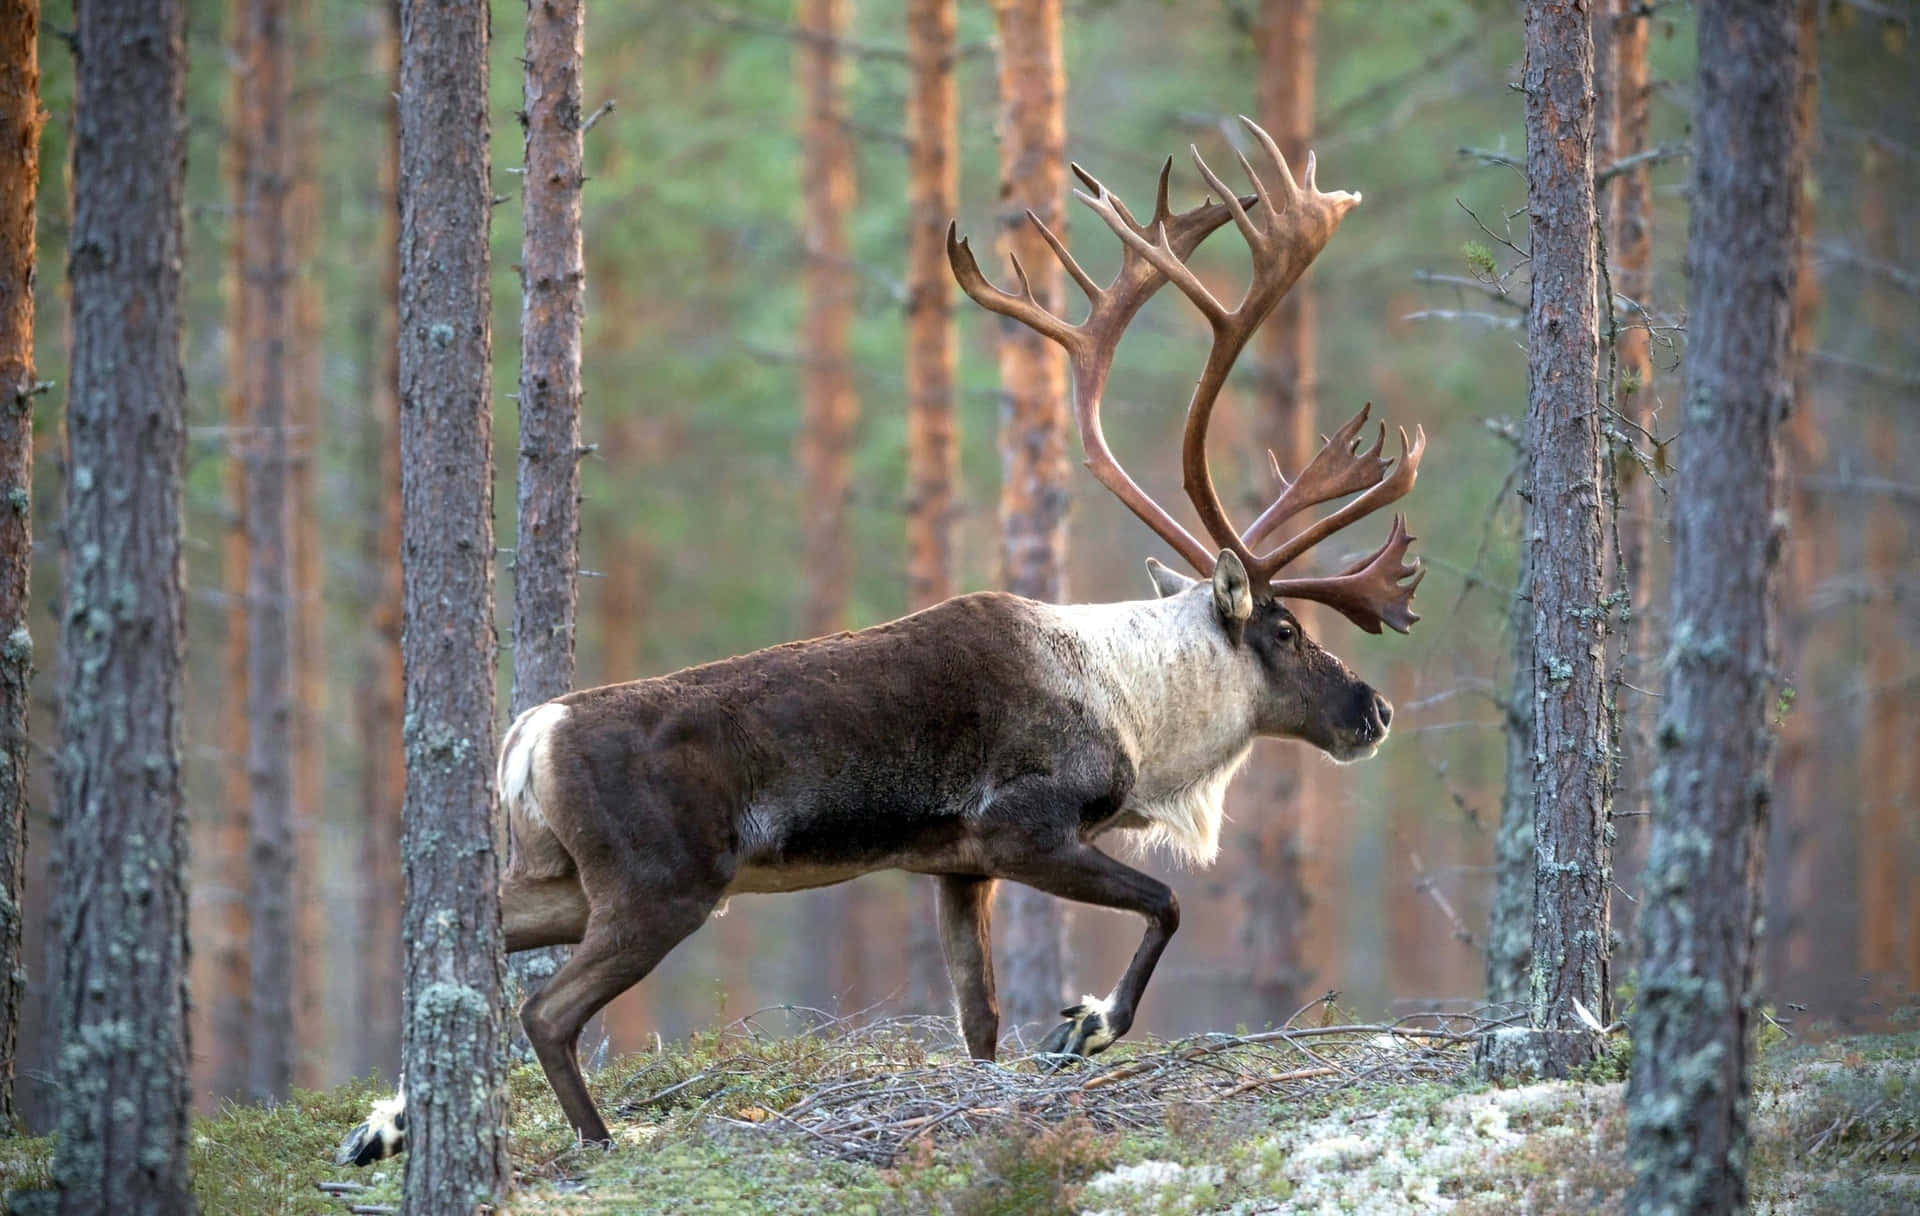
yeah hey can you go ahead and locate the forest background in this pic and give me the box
[8,0,1916,1128]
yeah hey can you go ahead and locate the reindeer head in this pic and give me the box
[950,117,1421,762]
[1143,552,1393,761]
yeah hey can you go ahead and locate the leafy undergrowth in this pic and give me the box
[3,1022,1916,1215]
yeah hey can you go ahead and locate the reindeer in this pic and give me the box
[337,117,1422,1166]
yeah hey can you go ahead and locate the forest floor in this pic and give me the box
[3,1009,1916,1214]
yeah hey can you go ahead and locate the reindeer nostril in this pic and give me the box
[1374,694,1393,731]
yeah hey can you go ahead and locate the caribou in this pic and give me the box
[338,117,1422,1166]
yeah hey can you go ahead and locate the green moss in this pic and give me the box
[7,1031,1915,1213]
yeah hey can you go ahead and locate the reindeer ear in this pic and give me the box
[1211,549,1253,644]
[1145,557,1193,599]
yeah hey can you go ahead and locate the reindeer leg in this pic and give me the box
[520,890,718,1145]
[993,843,1178,1059]
[501,872,589,951]
[936,875,999,1060]
[335,872,592,1166]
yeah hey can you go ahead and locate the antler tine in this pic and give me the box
[945,223,1082,353]
[1248,424,1426,584]
[1269,515,1425,634]
[1240,403,1387,550]
[1188,143,1263,256]
[1025,209,1103,305]
[1074,185,1233,327]
[1149,157,1175,226]
[1241,114,1303,205]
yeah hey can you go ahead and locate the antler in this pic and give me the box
[947,158,1249,575]
[948,116,1424,634]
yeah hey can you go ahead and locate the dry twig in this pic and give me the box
[610,1008,1498,1165]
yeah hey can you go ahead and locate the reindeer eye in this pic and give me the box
[1275,622,1296,644]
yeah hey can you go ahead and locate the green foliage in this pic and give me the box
[1571,1033,1633,1084]
[947,1117,1119,1216]
[1,1076,393,1216]
[1461,240,1498,278]
[6,1030,1917,1211]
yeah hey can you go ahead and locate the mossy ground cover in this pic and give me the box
[3,1024,1915,1214]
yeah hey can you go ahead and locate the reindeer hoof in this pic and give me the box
[334,1094,407,1166]
[1037,995,1118,1062]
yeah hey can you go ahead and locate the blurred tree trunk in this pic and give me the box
[212,0,261,1102]
[1486,535,1533,1008]
[1856,147,1912,984]
[233,0,299,1104]
[903,0,958,1015]
[1860,409,1908,977]
[1628,2,1802,1207]
[1483,0,1612,1081]
[289,0,325,1084]
[396,0,509,1206]
[1605,0,1656,948]
[354,0,405,1084]
[1772,0,1821,990]
[1239,0,1317,1024]
[990,0,1069,1039]
[797,0,859,643]
[509,0,587,1010]
[47,0,192,1206]
[795,0,871,1010]
[0,0,40,1131]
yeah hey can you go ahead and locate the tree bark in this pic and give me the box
[1607,0,1655,645]
[288,2,325,1085]
[797,0,859,642]
[1597,0,1659,992]
[1771,0,1821,990]
[353,0,405,1083]
[229,0,300,1104]
[509,0,587,1007]
[902,0,959,1015]
[397,0,509,1207]
[1239,0,1318,1023]
[0,0,40,1132]
[1627,3,1802,1208]
[989,0,1070,1039]
[1483,0,1613,1081]
[48,0,193,1206]
[1855,132,1910,985]
[1486,537,1535,1008]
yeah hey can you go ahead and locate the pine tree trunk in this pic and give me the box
[396,0,509,1206]
[354,0,405,1084]
[212,0,260,1102]
[902,0,959,1015]
[1239,0,1318,1023]
[231,0,300,1104]
[1771,0,1821,988]
[1603,0,1657,972]
[288,1,325,1084]
[1855,145,1909,984]
[1485,537,1535,1008]
[990,0,1070,1039]
[48,0,193,1206]
[0,0,40,1131]
[797,0,859,642]
[1607,0,1655,672]
[794,0,868,1011]
[1627,3,1802,1207]
[1482,0,1613,1080]
[509,0,587,1008]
